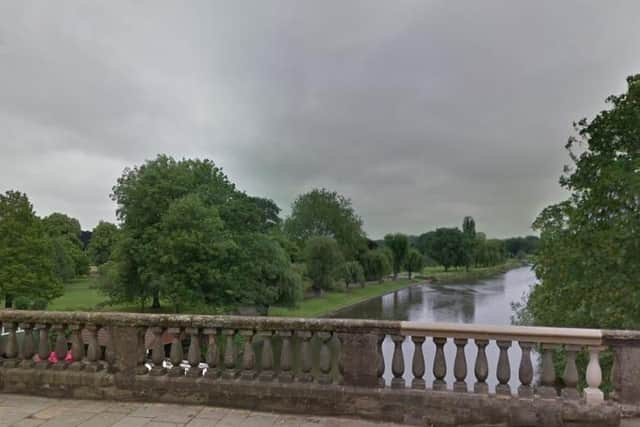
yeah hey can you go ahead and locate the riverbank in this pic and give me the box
[269,278,420,318]
[270,259,527,318]
[418,258,527,284]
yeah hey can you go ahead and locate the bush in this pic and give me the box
[13,296,31,310]
[304,237,344,293]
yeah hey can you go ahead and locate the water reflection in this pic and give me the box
[329,266,538,392]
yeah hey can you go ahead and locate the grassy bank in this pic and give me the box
[48,276,103,311]
[419,258,526,284]
[269,278,419,318]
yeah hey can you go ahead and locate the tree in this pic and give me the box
[426,228,465,271]
[43,212,90,277]
[361,249,392,282]
[304,237,344,294]
[404,249,423,279]
[108,155,300,311]
[88,221,120,266]
[0,191,62,307]
[284,188,366,260]
[461,216,476,271]
[525,74,640,330]
[341,261,365,288]
[384,233,409,279]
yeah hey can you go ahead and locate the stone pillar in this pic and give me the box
[85,324,102,372]
[240,330,256,380]
[186,327,202,377]
[297,331,313,383]
[390,335,405,389]
[168,327,184,376]
[584,346,604,405]
[537,344,559,398]
[608,337,640,405]
[377,334,386,388]
[35,324,50,370]
[561,345,580,399]
[111,326,143,388]
[518,342,534,398]
[204,328,219,379]
[338,332,381,388]
[317,332,333,385]
[52,324,68,370]
[222,329,238,379]
[278,330,294,383]
[19,323,35,368]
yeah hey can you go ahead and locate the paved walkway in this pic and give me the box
[0,394,401,427]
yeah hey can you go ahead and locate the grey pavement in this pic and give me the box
[0,394,402,427]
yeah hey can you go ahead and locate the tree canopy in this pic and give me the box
[304,236,344,293]
[384,233,409,278]
[284,188,366,260]
[525,74,640,329]
[88,221,120,266]
[0,191,62,307]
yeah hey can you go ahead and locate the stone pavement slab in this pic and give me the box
[0,394,403,427]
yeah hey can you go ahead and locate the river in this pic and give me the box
[328,266,538,391]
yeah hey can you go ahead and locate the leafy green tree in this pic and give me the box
[384,233,409,279]
[341,261,365,288]
[504,236,539,258]
[426,227,464,271]
[108,155,299,311]
[404,249,423,279]
[88,221,120,265]
[43,212,90,277]
[304,237,344,294]
[0,191,62,307]
[525,74,640,330]
[461,216,476,271]
[284,188,366,260]
[361,249,392,282]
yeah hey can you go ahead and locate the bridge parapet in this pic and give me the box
[0,310,633,426]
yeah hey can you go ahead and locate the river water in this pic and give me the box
[328,266,538,391]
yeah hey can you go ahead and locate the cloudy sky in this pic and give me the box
[1,1,639,238]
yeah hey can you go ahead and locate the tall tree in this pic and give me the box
[42,212,90,277]
[426,228,465,271]
[384,233,409,279]
[361,249,392,282]
[525,74,640,329]
[88,221,120,266]
[461,216,477,271]
[0,191,62,307]
[304,237,344,294]
[404,249,424,279]
[284,188,366,260]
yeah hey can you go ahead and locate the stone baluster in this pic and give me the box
[103,327,116,371]
[3,322,18,368]
[278,330,293,383]
[150,326,166,376]
[36,324,50,369]
[317,332,333,385]
[186,327,202,377]
[204,328,219,378]
[297,331,313,382]
[454,338,468,392]
[496,340,511,395]
[584,346,605,404]
[259,331,275,381]
[240,330,256,380]
[69,324,85,370]
[19,323,35,368]
[222,329,238,379]
[52,323,68,370]
[561,345,581,399]
[85,324,101,372]
[433,337,447,391]
[136,328,149,375]
[474,339,489,393]
[518,342,534,397]
[411,336,426,389]
[538,344,558,397]
[168,327,184,376]
[390,335,405,388]
[377,334,386,387]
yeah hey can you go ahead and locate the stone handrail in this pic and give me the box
[0,310,635,426]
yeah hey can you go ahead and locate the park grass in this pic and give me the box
[48,276,105,311]
[269,278,420,318]
[418,258,526,284]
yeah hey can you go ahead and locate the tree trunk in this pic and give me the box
[408,271,412,279]
[4,295,13,309]
[152,291,160,309]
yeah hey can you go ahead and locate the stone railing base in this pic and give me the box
[0,367,620,427]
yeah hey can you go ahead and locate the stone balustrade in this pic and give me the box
[0,310,636,426]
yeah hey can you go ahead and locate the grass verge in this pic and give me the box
[419,258,526,284]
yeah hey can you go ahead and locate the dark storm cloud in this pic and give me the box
[1,1,639,237]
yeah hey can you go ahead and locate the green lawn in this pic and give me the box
[419,258,525,283]
[269,278,419,318]
[48,276,106,311]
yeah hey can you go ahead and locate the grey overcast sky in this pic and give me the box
[1,1,640,238]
